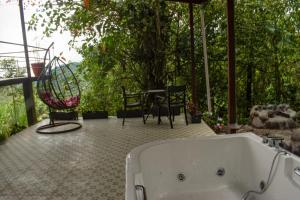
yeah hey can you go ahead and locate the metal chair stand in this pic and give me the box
[36,121,82,134]
[36,43,82,134]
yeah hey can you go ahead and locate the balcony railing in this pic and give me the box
[0,40,51,128]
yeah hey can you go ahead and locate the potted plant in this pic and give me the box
[202,112,227,134]
[80,91,108,119]
[186,101,202,123]
[50,110,79,121]
[116,109,143,118]
[31,62,44,77]
[82,110,108,119]
[31,39,45,77]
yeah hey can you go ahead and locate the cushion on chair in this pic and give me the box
[126,102,142,107]
[63,96,80,107]
[41,91,80,109]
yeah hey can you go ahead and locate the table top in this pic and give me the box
[145,89,166,93]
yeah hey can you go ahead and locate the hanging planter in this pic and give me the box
[83,0,100,9]
[31,62,44,77]
[83,0,90,8]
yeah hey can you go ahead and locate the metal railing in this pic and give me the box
[0,40,51,79]
[0,40,53,126]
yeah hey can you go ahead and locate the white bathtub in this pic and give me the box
[126,133,300,200]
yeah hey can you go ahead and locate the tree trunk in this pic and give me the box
[175,10,181,76]
[274,52,281,104]
[154,0,165,89]
[246,63,253,115]
[200,8,212,113]
[272,35,281,104]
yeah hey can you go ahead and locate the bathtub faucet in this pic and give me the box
[262,136,284,148]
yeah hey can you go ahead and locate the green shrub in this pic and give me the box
[0,85,29,137]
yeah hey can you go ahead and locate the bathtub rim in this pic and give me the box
[125,132,300,200]
[125,133,258,200]
[127,132,259,161]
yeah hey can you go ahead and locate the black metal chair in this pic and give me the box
[158,85,188,128]
[36,43,81,134]
[122,86,145,126]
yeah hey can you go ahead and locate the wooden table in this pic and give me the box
[144,89,166,124]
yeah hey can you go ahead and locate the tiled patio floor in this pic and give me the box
[0,116,215,200]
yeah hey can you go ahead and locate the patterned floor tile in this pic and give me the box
[0,196,21,200]
[0,116,215,200]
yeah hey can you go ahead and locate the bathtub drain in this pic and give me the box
[177,173,186,182]
[216,168,225,176]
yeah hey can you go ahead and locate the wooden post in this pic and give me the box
[226,0,236,133]
[22,80,36,125]
[189,3,197,106]
[200,7,212,113]
[19,0,37,125]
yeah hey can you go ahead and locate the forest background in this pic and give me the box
[0,0,299,138]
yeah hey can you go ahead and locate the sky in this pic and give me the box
[0,1,82,67]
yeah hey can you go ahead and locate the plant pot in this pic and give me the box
[190,112,202,123]
[0,140,6,145]
[82,111,108,119]
[31,62,44,77]
[117,109,143,118]
[50,111,78,121]
[0,134,7,145]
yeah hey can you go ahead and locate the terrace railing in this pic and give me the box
[0,40,53,126]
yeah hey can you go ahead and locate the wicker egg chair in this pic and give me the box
[36,44,81,134]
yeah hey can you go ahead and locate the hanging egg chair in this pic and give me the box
[36,43,81,134]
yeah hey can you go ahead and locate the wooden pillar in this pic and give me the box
[22,80,36,125]
[226,0,236,133]
[200,7,212,113]
[189,3,197,106]
[19,0,37,125]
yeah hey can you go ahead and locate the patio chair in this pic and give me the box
[36,43,81,134]
[122,86,145,126]
[158,85,188,128]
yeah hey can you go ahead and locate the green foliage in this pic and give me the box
[0,130,7,143]
[202,111,227,133]
[28,0,300,124]
[0,85,27,138]
[235,0,300,117]
[33,86,49,121]
[0,59,26,78]
[0,83,48,139]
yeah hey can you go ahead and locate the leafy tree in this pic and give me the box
[28,0,300,121]
[235,0,300,115]
[0,59,26,78]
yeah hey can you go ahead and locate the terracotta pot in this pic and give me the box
[31,62,44,77]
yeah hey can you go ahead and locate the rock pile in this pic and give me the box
[282,130,300,156]
[250,104,297,129]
